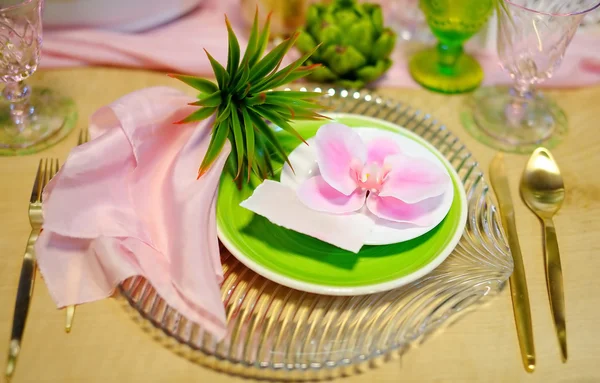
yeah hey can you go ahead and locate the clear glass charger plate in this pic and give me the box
[119,86,514,380]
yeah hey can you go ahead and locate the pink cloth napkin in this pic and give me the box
[40,0,600,88]
[35,86,231,339]
[40,0,247,75]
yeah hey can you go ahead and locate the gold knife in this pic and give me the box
[489,153,536,373]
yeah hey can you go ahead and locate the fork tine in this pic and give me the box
[78,129,90,145]
[38,159,60,204]
[52,158,60,179]
[30,159,45,203]
[40,160,49,204]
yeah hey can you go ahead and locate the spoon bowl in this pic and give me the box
[520,148,565,218]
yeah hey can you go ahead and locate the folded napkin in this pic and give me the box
[241,180,375,253]
[35,87,231,339]
[40,0,600,89]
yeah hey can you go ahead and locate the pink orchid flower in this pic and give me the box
[297,123,450,226]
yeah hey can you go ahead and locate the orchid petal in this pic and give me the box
[314,123,366,195]
[379,154,450,203]
[365,138,401,166]
[366,194,443,226]
[297,175,367,214]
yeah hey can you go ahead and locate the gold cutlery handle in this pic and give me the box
[6,230,38,378]
[543,218,567,363]
[504,212,536,373]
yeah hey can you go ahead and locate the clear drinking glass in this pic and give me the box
[386,0,432,42]
[0,0,76,155]
[463,0,600,153]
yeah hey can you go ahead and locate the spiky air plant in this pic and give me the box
[169,10,326,183]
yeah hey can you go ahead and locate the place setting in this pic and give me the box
[2,0,599,381]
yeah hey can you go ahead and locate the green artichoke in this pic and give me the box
[296,0,397,89]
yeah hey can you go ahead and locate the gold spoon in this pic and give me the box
[520,147,567,363]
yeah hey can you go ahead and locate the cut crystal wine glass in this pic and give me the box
[0,0,76,155]
[463,0,600,153]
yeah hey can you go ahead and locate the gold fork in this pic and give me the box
[64,129,90,334]
[6,158,60,379]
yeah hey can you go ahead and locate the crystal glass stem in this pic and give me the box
[463,81,566,152]
[504,83,534,128]
[3,80,32,128]
[437,42,463,72]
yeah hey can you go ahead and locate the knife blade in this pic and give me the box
[489,153,536,373]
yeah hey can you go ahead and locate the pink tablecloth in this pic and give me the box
[40,0,600,88]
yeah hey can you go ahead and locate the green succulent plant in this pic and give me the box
[169,10,326,183]
[296,0,397,89]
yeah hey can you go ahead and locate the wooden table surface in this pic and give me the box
[1,68,599,383]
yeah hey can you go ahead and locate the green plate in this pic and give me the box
[217,114,467,295]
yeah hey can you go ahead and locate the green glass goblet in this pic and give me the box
[409,0,493,94]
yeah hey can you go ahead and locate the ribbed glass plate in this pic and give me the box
[119,86,513,381]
